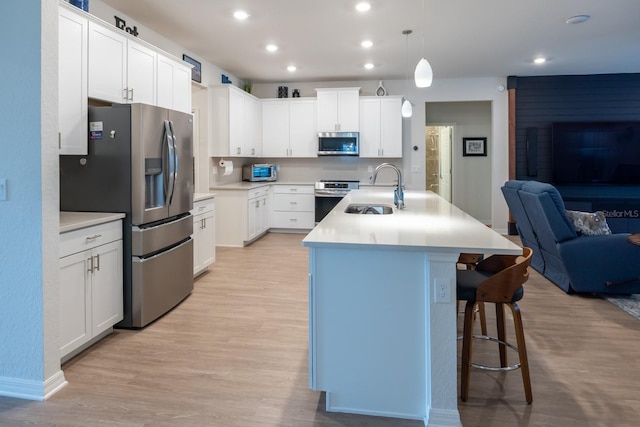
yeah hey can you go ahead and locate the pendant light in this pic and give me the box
[401,30,413,118]
[415,0,433,88]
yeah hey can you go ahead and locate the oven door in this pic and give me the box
[315,193,345,223]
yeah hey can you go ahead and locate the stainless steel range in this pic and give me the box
[314,180,360,222]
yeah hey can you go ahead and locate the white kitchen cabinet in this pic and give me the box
[126,41,157,105]
[262,98,317,157]
[359,96,403,158]
[192,197,216,277]
[87,22,157,106]
[272,185,315,230]
[248,186,271,240]
[210,85,262,157]
[157,53,192,114]
[316,88,360,132]
[87,22,127,103]
[215,185,271,247]
[59,219,123,362]
[58,5,88,155]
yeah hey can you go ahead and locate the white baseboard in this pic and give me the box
[0,370,67,401]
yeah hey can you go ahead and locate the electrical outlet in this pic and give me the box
[367,165,373,173]
[0,178,6,201]
[434,277,450,304]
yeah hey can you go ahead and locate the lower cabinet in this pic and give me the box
[247,187,271,241]
[59,220,123,362]
[215,185,271,247]
[192,197,216,277]
[272,185,315,229]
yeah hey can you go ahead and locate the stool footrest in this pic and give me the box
[470,334,522,372]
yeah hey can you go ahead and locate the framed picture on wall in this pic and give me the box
[462,137,487,156]
[183,54,202,83]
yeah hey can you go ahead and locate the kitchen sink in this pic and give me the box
[344,204,394,215]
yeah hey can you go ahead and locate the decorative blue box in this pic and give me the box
[70,0,88,12]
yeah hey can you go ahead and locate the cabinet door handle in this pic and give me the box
[94,254,100,272]
[251,148,255,155]
[128,88,134,101]
[85,234,102,241]
[123,88,129,101]
[87,256,94,273]
[290,201,297,205]
[236,147,241,155]
[58,132,61,149]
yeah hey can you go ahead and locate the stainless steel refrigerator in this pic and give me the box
[60,103,194,328]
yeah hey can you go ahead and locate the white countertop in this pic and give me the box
[60,212,125,233]
[194,192,216,202]
[303,188,522,254]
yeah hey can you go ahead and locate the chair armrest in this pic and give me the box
[558,233,640,291]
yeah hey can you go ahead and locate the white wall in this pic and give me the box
[0,0,65,399]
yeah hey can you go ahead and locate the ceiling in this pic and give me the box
[99,0,640,84]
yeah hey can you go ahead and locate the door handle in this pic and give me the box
[94,254,100,272]
[87,257,94,273]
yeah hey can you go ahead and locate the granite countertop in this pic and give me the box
[303,188,522,254]
[60,212,125,234]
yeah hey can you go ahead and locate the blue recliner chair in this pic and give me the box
[501,180,640,294]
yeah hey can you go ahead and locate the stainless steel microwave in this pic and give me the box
[318,132,359,156]
[243,164,278,182]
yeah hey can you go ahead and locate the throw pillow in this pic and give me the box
[566,210,612,236]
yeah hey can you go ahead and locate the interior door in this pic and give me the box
[439,126,452,202]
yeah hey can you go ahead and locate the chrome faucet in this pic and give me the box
[370,163,405,209]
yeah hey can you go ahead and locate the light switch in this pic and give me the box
[0,178,6,201]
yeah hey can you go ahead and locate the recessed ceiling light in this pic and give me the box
[356,2,371,12]
[361,40,373,48]
[364,63,374,70]
[266,44,279,52]
[534,57,546,65]
[566,15,590,24]
[233,10,249,20]
[287,65,297,72]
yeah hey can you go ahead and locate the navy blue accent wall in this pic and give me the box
[514,73,640,183]
[513,73,640,232]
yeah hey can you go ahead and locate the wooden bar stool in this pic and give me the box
[456,247,533,404]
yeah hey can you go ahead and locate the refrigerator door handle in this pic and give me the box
[168,120,178,205]
[163,120,176,206]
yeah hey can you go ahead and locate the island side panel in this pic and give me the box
[424,251,463,427]
[308,245,427,420]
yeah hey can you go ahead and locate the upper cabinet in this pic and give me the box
[359,96,403,158]
[209,85,262,157]
[157,53,192,114]
[316,88,360,132]
[88,22,156,105]
[58,6,88,155]
[262,98,317,158]
[59,2,193,155]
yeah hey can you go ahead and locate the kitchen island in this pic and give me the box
[302,188,522,426]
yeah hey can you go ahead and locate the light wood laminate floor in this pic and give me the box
[1,233,639,426]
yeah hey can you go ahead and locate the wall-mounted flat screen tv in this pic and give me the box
[552,121,640,185]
